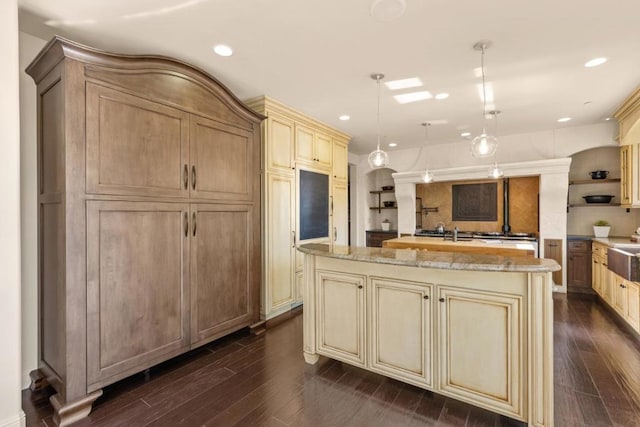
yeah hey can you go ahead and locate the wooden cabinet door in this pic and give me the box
[437,287,523,419]
[613,274,628,316]
[266,114,294,173]
[265,173,295,315]
[544,239,562,285]
[86,201,190,387]
[315,132,332,169]
[332,139,348,181]
[627,281,640,332]
[190,204,256,346]
[190,115,255,201]
[316,271,366,367]
[620,145,632,205]
[592,255,602,295]
[604,269,615,305]
[332,181,349,245]
[370,278,432,387]
[295,124,315,165]
[86,83,190,198]
[568,251,591,291]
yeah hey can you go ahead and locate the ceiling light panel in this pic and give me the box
[213,44,233,57]
[557,117,571,122]
[388,142,397,147]
[384,77,423,90]
[339,115,350,121]
[393,91,432,104]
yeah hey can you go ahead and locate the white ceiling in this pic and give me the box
[18,0,640,154]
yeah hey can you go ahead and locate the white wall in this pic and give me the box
[19,31,46,390]
[1,0,26,425]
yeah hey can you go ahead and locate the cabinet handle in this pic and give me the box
[621,284,626,289]
[334,227,337,241]
[548,243,558,247]
[439,298,445,302]
[184,212,188,237]
[291,230,295,248]
[423,295,429,300]
[183,164,188,189]
[358,285,363,289]
[191,165,196,190]
[192,212,197,236]
[603,263,608,267]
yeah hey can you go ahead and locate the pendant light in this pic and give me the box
[471,41,498,158]
[368,73,390,169]
[421,122,433,183]
[487,110,504,178]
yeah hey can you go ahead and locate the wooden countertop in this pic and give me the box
[297,243,559,273]
[382,236,536,257]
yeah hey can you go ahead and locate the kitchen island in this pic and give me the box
[383,235,536,257]
[299,243,559,426]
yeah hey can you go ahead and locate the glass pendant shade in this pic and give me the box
[422,169,433,183]
[368,144,389,168]
[488,162,504,178]
[471,132,498,158]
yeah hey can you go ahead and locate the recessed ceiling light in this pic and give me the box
[461,132,471,137]
[435,93,449,100]
[339,115,350,121]
[213,44,233,57]
[388,142,397,147]
[557,117,572,123]
[384,77,423,90]
[393,91,432,104]
[584,57,607,68]
[604,117,612,121]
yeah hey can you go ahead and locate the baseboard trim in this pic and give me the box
[0,410,26,427]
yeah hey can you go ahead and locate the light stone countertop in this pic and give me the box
[592,236,640,248]
[297,243,560,273]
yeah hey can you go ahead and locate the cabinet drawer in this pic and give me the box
[568,240,590,253]
[592,242,608,258]
[366,231,396,248]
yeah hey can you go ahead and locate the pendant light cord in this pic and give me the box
[480,44,487,133]
[376,75,382,150]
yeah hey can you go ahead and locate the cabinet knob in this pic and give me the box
[358,285,363,289]
[439,298,445,302]
[423,295,429,300]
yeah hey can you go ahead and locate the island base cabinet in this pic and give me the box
[437,287,524,419]
[370,278,432,388]
[316,271,366,367]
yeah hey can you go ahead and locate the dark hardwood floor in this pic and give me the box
[23,295,640,426]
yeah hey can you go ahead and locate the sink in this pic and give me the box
[607,247,640,281]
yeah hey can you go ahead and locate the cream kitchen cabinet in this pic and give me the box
[316,270,366,367]
[615,86,640,207]
[332,139,349,181]
[370,278,432,388]
[296,124,332,169]
[437,287,523,418]
[246,96,350,320]
[628,280,640,332]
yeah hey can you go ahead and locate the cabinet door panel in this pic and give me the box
[191,204,255,345]
[332,181,349,245]
[86,201,189,385]
[332,140,348,181]
[266,174,295,313]
[627,281,640,332]
[316,271,366,366]
[295,124,314,164]
[86,83,189,197]
[315,132,332,168]
[438,287,523,418]
[190,115,254,201]
[613,274,628,316]
[370,278,432,387]
[267,114,294,173]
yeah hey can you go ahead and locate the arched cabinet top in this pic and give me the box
[26,36,265,128]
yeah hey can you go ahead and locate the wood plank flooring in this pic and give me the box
[23,295,640,426]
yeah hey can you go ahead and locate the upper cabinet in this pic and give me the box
[332,139,348,182]
[615,86,640,207]
[295,124,332,169]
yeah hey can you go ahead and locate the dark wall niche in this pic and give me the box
[452,182,497,221]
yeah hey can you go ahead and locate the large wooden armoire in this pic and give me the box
[26,37,263,426]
